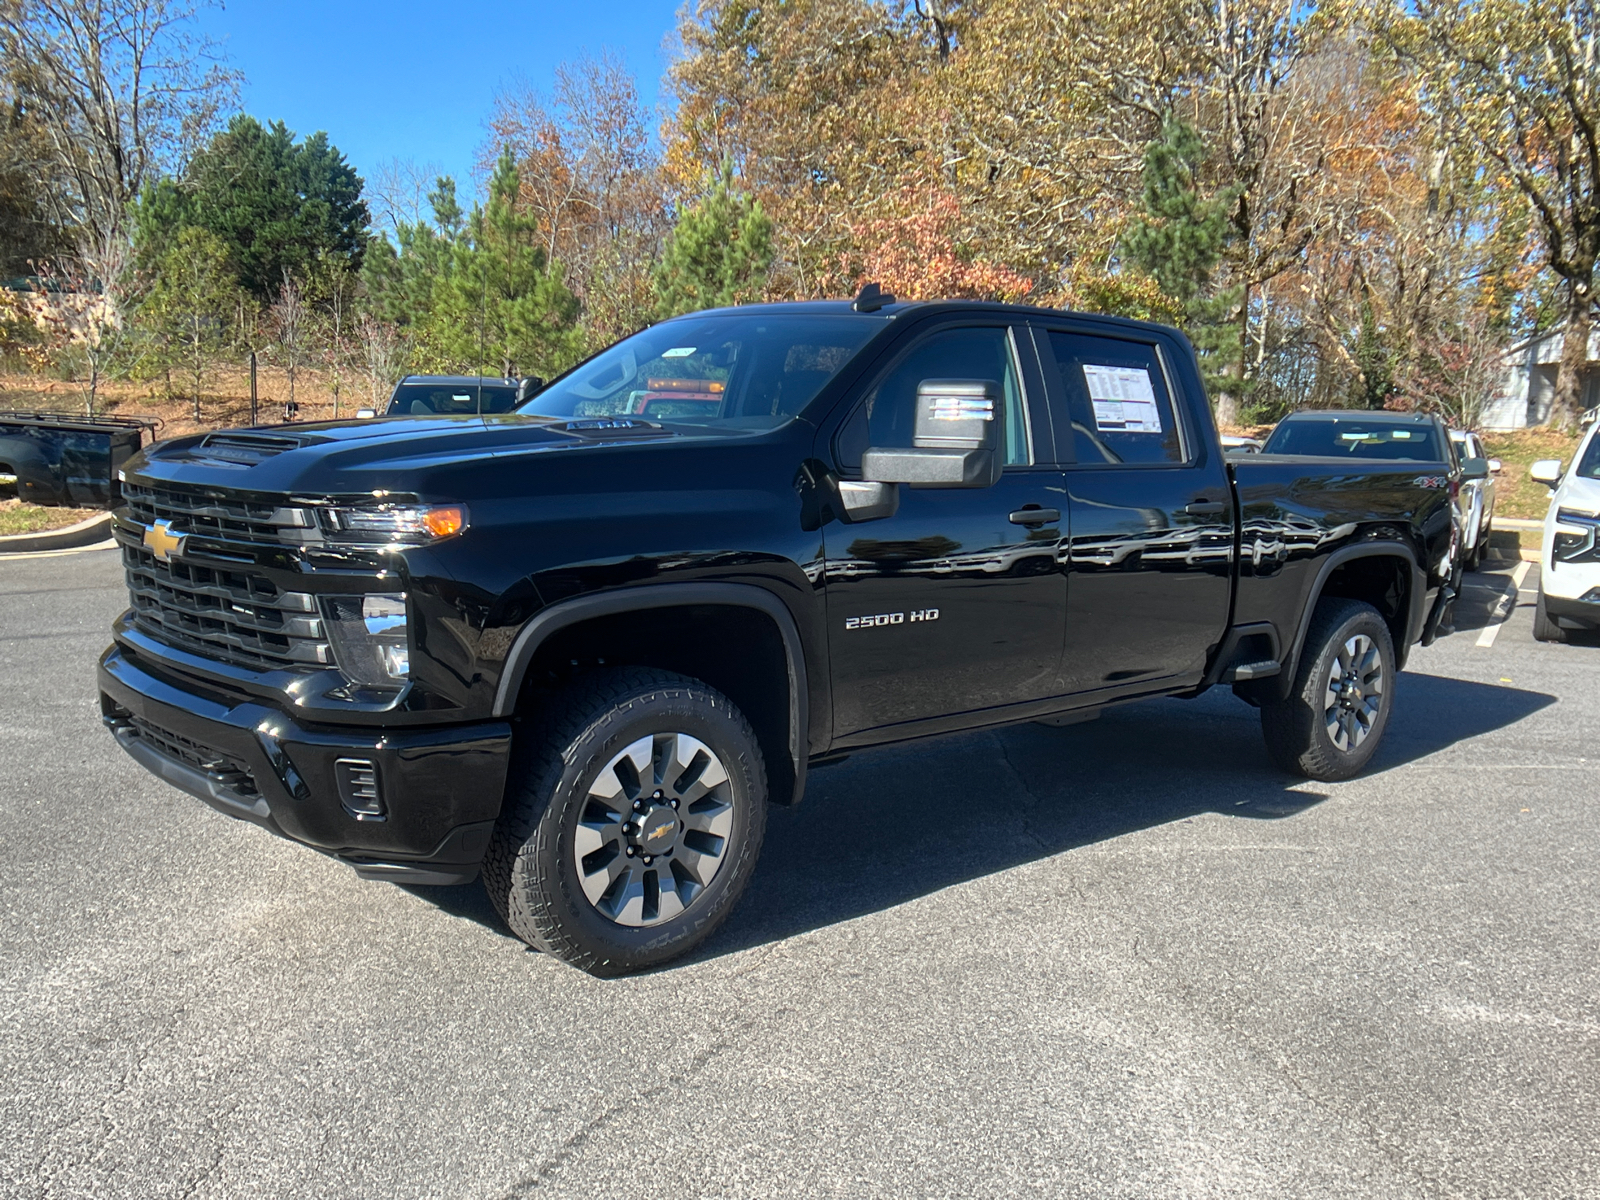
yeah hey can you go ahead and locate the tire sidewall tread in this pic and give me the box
[482,667,767,976]
[1262,598,1395,782]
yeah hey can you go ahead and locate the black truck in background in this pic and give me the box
[97,298,1473,975]
[0,411,150,507]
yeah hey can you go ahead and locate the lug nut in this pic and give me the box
[653,789,663,798]
[634,800,645,811]
[643,855,653,865]
[627,846,636,856]
[670,799,679,809]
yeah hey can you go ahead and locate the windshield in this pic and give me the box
[519,313,887,428]
[388,383,519,416]
[1264,417,1443,461]
[1576,428,1600,478]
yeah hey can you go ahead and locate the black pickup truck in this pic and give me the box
[1,410,149,507]
[98,298,1463,974]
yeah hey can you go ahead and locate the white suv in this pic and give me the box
[1531,420,1600,641]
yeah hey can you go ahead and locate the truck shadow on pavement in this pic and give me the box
[700,670,1555,961]
[405,671,1554,964]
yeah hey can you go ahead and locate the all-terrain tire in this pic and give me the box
[1532,589,1567,643]
[482,667,767,976]
[1261,598,1396,781]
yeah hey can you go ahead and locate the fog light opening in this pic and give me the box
[335,758,385,821]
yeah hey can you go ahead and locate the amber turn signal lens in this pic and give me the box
[421,506,465,538]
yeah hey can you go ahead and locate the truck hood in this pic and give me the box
[125,413,746,499]
[1556,472,1600,518]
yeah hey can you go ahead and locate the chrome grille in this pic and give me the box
[117,482,332,673]
[124,713,259,796]
[123,479,321,552]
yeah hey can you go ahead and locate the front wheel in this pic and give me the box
[483,668,767,976]
[1261,598,1396,781]
[1532,589,1567,643]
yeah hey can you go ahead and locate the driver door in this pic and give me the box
[821,321,1068,740]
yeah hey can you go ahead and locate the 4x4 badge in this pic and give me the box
[143,519,185,562]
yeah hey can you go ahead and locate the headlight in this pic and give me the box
[1553,509,1600,564]
[322,593,409,686]
[324,504,467,543]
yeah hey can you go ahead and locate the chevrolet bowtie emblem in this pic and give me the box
[648,821,675,842]
[142,519,185,562]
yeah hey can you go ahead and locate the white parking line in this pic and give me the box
[1476,560,1533,648]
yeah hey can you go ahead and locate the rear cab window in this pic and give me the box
[1038,330,1186,466]
[1264,418,1444,461]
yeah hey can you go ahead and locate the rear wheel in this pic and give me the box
[1261,598,1395,781]
[483,667,767,976]
[1533,589,1567,643]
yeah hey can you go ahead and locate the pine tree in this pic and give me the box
[653,163,774,318]
[1120,116,1243,403]
[415,150,581,380]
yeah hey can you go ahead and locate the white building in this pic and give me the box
[1482,321,1600,430]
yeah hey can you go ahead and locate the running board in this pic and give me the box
[1222,659,1281,682]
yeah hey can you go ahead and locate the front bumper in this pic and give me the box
[98,645,513,885]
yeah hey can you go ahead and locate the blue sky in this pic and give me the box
[197,1,683,203]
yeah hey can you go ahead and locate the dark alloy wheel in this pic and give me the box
[482,667,767,976]
[1261,598,1395,781]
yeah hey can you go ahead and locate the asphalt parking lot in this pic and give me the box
[2,546,1596,1199]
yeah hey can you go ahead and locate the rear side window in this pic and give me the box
[1264,419,1443,461]
[1044,331,1184,465]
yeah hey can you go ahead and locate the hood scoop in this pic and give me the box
[194,432,307,465]
[552,418,666,439]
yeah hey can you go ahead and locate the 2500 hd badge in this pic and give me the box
[844,609,940,629]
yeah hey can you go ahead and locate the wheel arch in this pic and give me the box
[493,582,810,805]
[1282,544,1424,687]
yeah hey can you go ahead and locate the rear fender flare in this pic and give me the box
[1282,543,1425,688]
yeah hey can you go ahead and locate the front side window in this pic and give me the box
[1045,331,1184,466]
[519,313,887,429]
[835,325,1030,470]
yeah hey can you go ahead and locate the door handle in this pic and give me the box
[1183,500,1226,516]
[1008,506,1061,526]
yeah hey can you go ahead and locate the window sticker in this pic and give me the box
[1082,364,1162,433]
[661,346,696,358]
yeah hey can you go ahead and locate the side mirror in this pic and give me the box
[1460,456,1490,480]
[1488,458,1502,473]
[355,408,377,420]
[1530,459,1564,487]
[860,379,1004,489]
[517,376,545,404]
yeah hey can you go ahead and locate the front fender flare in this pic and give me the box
[491,581,810,804]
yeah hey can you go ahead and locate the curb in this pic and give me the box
[0,511,114,554]
[1495,517,1545,532]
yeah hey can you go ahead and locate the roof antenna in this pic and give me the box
[852,281,896,313]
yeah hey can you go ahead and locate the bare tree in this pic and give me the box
[270,271,306,414]
[0,0,237,248]
[1384,0,1600,427]
[357,313,406,411]
[35,222,139,414]
[368,156,445,239]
